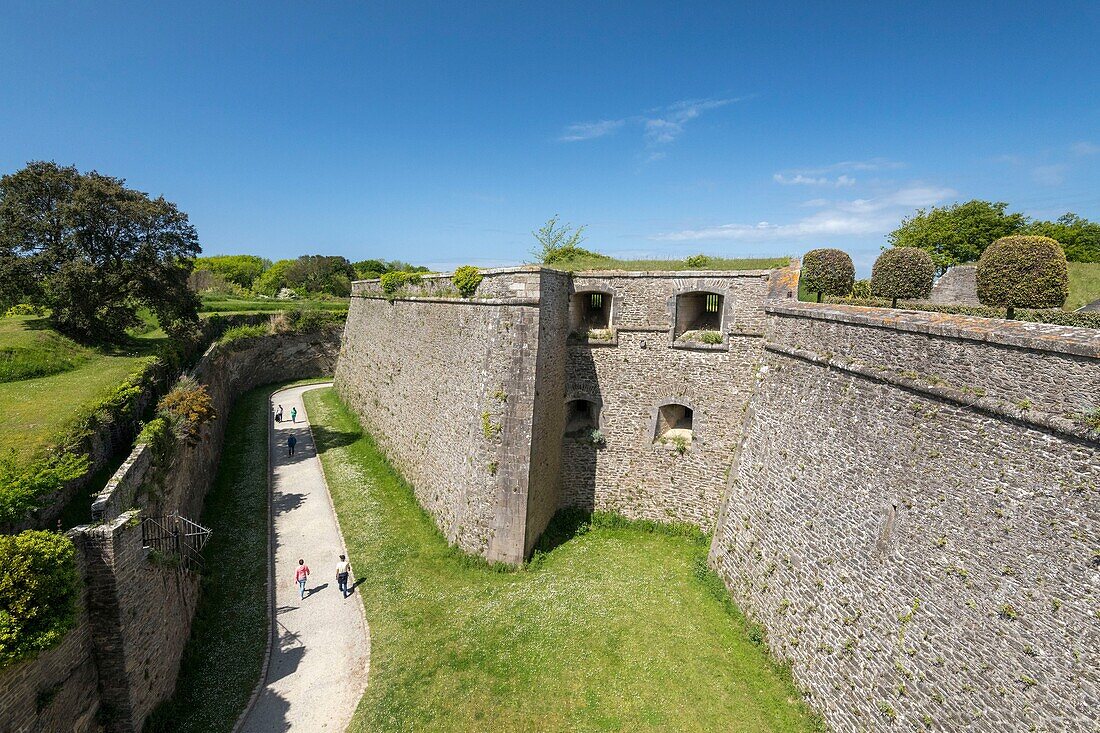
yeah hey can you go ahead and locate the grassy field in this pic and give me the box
[199,295,349,314]
[0,316,95,382]
[305,386,822,733]
[553,255,790,273]
[1066,261,1100,310]
[0,316,165,465]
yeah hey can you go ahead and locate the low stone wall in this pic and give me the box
[0,326,342,733]
[710,301,1100,732]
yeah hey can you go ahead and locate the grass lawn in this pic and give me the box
[554,255,790,273]
[1066,261,1100,310]
[0,316,165,465]
[199,295,349,315]
[305,386,823,733]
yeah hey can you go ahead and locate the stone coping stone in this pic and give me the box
[350,294,540,306]
[767,301,1100,359]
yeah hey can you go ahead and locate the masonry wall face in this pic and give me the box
[561,272,771,529]
[709,303,1100,732]
[336,271,554,563]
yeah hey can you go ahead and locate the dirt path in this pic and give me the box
[239,383,370,732]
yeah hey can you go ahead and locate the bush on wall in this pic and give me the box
[977,235,1069,319]
[871,247,935,307]
[0,530,80,668]
[453,266,483,298]
[158,376,217,442]
[801,248,855,302]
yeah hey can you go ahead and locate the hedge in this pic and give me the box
[871,247,935,307]
[977,235,1069,318]
[802,248,855,301]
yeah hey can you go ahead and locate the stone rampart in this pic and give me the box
[929,264,981,306]
[0,326,342,733]
[337,268,564,564]
[709,301,1100,731]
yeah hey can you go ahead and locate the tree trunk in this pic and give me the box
[1006,306,1015,320]
[816,292,822,303]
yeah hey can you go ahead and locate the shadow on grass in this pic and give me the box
[307,423,361,452]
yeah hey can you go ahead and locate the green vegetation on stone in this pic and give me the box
[0,530,80,668]
[552,255,790,272]
[305,386,823,733]
[452,265,483,297]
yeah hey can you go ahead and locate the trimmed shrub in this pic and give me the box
[851,279,871,299]
[802,248,855,302]
[685,254,710,268]
[871,247,935,307]
[0,530,80,668]
[453,266,483,298]
[977,235,1069,318]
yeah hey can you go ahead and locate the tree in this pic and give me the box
[192,255,269,289]
[870,247,935,308]
[801,248,855,302]
[283,255,356,296]
[532,216,604,264]
[887,200,1027,273]
[1025,213,1100,263]
[976,235,1069,319]
[0,162,201,342]
[253,258,294,296]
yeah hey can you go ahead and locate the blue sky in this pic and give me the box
[2,2,1098,273]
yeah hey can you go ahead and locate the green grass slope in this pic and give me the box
[305,386,822,733]
[1066,262,1100,310]
[0,316,165,465]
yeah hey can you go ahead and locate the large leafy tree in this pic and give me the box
[1025,213,1100,263]
[193,254,269,289]
[0,161,201,342]
[887,200,1027,273]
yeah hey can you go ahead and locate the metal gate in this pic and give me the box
[141,513,212,572]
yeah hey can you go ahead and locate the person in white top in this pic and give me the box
[336,554,352,598]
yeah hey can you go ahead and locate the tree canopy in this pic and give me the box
[193,255,269,290]
[0,161,201,342]
[888,200,1100,272]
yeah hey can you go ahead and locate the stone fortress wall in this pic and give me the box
[710,303,1099,731]
[339,263,1099,731]
[0,329,341,733]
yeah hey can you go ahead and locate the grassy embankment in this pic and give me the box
[0,316,165,467]
[555,255,790,272]
[304,386,823,733]
[199,294,349,315]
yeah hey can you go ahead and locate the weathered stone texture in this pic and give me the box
[562,272,771,529]
[337,271,556,564]
[710,304,1100,732]
[929,264,981,306]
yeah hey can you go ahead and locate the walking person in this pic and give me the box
[288,434,297,456]
[275,404,283,422]
[336,554,352,598]
[295,559,310,599]
[291,406,298,423]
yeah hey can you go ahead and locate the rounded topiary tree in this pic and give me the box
[976,235,1069,319]
[452,266,483,298]
[870,247,935,308]
[801,248,855,302]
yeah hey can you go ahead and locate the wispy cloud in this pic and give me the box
[558,96,745,151]
[1072,141,1100,156]
[782,158,905,176]
[773,173,856,187]
[652,184,955,242]
[1032,164,1068,186]
[558,119,625,142]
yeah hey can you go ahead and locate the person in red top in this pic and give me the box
[295,558,310,599]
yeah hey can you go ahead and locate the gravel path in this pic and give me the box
[239,383,370,732]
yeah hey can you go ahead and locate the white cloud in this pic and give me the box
[558,119,624,142]
[652,185,955,242]
[1032,164,1068,186]
[559,96,744,149]
[773,173,856,187]
[1072,141,1100,156]
[780,158,904,177]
